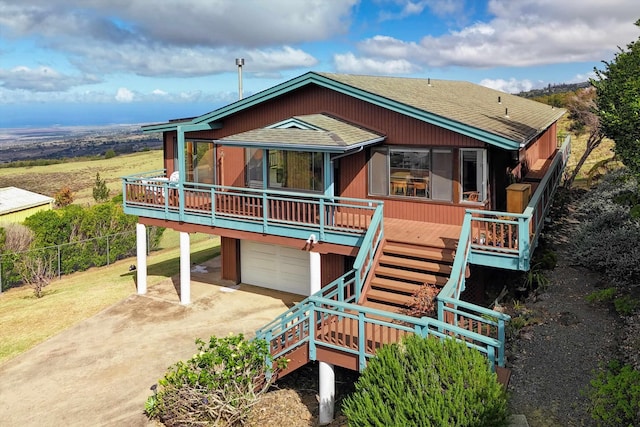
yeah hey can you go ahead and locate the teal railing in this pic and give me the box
[122,177,381,246]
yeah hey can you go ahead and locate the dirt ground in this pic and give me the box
[0,257,306,426]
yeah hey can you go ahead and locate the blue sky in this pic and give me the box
[0,0,638,128]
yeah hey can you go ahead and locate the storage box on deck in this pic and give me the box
[506,183,531,214]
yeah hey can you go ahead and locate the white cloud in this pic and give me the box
[378,0,465,21]
[349,0,640,69]
[0,65,100,91]
[151,89,167,96]
[115,87,134,102]
[334,52,420,74]
[479,78,534,94]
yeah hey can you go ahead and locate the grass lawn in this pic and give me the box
[0,150,163,205]
[0,236,220,365]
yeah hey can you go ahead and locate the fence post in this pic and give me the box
[106,235,110,266]
[57,245,61,280]
[0,257,3,293]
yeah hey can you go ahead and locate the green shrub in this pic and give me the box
[146,334,285,426]
[586,360,640,427]
[614,296,639,316]
[586,287,617,304]
[341,335,508,427]
[104,149,117,159]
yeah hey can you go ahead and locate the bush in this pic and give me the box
[54,186,74,208]
[92,172,110,202]
[586,360,640,427]
[341,335,508,427]
[572,170,640,288]
[146,334,285,426]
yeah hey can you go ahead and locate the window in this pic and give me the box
[269,150,323,192]
[185,140,215,184]
[246,148,264,188]
[368,147,452,201]
[245,148,324,192]
[460,149,486,202]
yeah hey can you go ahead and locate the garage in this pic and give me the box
[240,241,310,295]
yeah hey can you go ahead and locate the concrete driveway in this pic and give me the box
[0,257,301,426]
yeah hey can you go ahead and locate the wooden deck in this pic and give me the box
[384,218,461,249]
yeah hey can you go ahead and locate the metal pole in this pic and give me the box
[0,256,3,294]
[58,245,61,280]
[236,58,245,100]
[106,235,110,266]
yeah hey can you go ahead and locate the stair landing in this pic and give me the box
[384,218,461,248]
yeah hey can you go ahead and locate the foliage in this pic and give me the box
[572,170,640,288]
[592,19,640,182]
[0,224,35,290]
[614,296,639,317]
[402,283,439,317]
[53,186,74,208]
[564,86,606,188]
[17,251,56,298]
[586,288,617,304]
[21,202,163,275]
[341,335,508,427]
[92,172,110,202]
[146,334,285,426]
[586,360,640,427]
[522,263,550,292]
[104,149,117,159]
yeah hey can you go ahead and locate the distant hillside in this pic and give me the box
[517,82,590,99]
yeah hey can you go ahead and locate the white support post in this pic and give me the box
[136,223,147,294]
[309,250,321,295]
[319,362,335,425]
[179,231,191,305]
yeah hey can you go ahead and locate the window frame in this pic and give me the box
[459,148,487,203]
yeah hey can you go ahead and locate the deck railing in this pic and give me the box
[466,135,571,270]
[122,177,381,246]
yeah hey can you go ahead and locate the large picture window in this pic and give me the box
[185,140,215,184]
[369,147,452,201]
[245,148,324,193]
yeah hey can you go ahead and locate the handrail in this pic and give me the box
[352,203,384,301]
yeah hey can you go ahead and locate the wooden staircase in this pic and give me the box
[361,239,455,313]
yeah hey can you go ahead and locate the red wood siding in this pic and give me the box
[221,237,240,283]
[321,253,346,287]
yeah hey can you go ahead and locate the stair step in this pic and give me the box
[366,289,414,306]
[371,277,422,294]
[384,243,455,262]
[361,300,403,316]
[375,266,448,285]
[379,254,453,275]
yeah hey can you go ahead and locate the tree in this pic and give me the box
[564,87,605,188]
[19,252,56,298]
[54,186,74,208]
[592,19,640,181]
[92,172,110,202]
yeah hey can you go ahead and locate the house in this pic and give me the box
[0,187,54,224]
[123,72,569,423]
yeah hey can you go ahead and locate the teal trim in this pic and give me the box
[323,153,333,197]
[142,72,520,150]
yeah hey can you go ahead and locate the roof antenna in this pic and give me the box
[427,77,431,86]
[498,96,501,104]
[236,58,245,100]
[505,108,509,118]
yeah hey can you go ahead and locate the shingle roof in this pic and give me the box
[217,114,385,151]
[0,187,54,216]
[317,73,565,145]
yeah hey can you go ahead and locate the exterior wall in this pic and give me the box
[0,203,52,224]
[522,122,558,169]
[221,237,240,283]
[321,253,346,287]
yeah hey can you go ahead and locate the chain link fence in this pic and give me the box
[0,229,160,293]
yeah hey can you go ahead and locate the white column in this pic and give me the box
[179,231,191,305]
[309,251,321,295]
[136,223,147,294]
[318,362,335,425]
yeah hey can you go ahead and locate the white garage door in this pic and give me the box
[240,241,310,296]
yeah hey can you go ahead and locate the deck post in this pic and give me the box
[318,361,335,425]
[136,223,147,294]
[309,250,321,295]
[180,231,191,304]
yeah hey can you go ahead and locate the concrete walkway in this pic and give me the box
[0,257,301,426]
